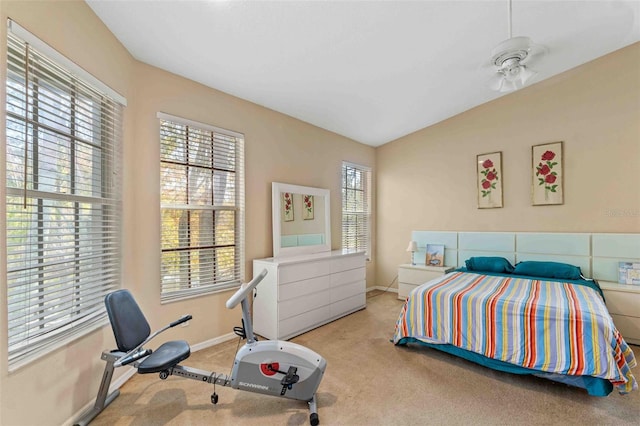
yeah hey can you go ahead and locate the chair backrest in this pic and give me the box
[105,289,151,352]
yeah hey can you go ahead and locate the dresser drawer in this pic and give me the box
[331,267,365,287]
[279,260,330,284]
[331,254,365,273]
[331,279,364,302]
[278,289,331,321]
[398,268,443,285]
[398,282,419,300]
[331,293,366,318]
[279,305,332,339]
[279,275,330,302]
[397,265,452,300]
[603,290,640,318]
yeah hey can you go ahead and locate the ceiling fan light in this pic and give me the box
[485,0,547,93]
[491,56,539,92]
[502,59,522,82]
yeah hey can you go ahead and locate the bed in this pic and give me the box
[393,254,638,396]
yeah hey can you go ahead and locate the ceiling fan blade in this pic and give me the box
[488,73,505,91]
[500,79,519,93]
[519,65,537,84]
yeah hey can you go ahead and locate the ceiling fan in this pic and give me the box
[486,0,548,93]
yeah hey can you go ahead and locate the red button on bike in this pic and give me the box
[260,362,279,376]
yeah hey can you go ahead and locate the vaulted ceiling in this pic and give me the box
[87,0,640,146]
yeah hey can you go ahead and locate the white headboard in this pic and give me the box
[410,231,640,282]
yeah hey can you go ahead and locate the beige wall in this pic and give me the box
[0,2,136,426]
[376,42,640,289]
[0,1,375,425]
[129,59,376,347]
[1,1,638,424]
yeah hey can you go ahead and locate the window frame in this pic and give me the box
[4,20,125,370]
[158,112,245,303]
[341,161,372,259]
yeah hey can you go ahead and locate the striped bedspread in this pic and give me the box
[393,271,637,394]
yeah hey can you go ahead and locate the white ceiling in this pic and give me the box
[86,0,640,147]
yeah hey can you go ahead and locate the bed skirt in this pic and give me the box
[395,337,613,396]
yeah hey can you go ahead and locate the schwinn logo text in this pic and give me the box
[239,382,270,391]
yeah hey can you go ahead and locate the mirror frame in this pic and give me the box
[272,182,331,258]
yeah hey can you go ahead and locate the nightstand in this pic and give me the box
[599,281,640,345]
[398,264,454,300]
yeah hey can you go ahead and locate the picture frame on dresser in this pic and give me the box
[425,244,444,266]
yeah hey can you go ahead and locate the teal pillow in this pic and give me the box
[465,257,515,273]
[513,261,582,280]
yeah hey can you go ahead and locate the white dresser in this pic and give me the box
[600,281,640,345]
[397,264,454,300]
[252,250,366,340]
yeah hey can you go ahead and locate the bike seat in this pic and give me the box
[138,340,191,374]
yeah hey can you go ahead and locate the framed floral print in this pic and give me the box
[282,192,294,221]
[532,141,563,206]
[477,151,503,209]
[303,195,314,220]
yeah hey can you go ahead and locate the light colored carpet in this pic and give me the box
[91,291,640,425]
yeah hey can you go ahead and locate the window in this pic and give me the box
[5,21,125,369]
[341,162,371,258]
[159,113,244,302]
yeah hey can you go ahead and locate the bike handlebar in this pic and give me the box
[226,269,268,309]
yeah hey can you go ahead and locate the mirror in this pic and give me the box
[272,182,331,258]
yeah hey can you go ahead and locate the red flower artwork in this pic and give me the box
[535,150,559,195]
[283,192,293,220]
[303,195,314,220]
[541,151,556,161]
[480,157,499,199]
[304,195,313,213]
[537,164,550,175]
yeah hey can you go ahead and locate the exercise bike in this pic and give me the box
[74,269,327,426]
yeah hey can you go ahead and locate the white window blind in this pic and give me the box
[341,162,371,258]
[5,24,124,369]
[159,113,244,302]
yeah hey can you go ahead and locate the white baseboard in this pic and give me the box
[66,332,238,426]
[367,286,398,294]
[110,366,138,391]
[190,332,237,352]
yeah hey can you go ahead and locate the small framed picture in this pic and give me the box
[532,141,563,206]
[303,195,314,220]
[426,244,445,266]
[477,151,503,209]
[282,192,294,222]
